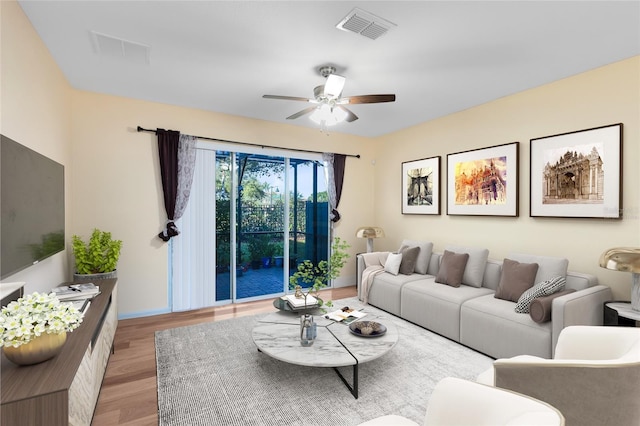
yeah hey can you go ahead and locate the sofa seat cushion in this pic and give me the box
[367,272,427,316]
[460,294,553,359]
[401,278,493,341]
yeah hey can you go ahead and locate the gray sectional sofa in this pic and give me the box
[356,240,612,359]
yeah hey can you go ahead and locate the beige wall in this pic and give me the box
[0,1,72,293]
[373,56,640,300]
[70,92,374,315]
[4,0,639,316]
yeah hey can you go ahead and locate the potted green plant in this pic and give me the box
[72,228,123,282]
[289,237,350,308]
[248,235,274,270]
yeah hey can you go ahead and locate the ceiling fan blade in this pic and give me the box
[286,106,317,120]
[337,106,358,122]
[263,94,311,102]
[324,74,346,98]
[340,94,396,104]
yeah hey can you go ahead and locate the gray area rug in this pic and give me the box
[155,297,493,426]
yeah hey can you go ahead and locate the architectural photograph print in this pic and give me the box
[530,123,622,219]
[402,156,440,215]
[447,142,519,217]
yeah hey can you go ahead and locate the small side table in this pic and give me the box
[604,301,640,327]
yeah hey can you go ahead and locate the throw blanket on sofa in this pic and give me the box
[360,251,389,304]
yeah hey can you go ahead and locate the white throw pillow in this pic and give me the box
[384,252,403,276]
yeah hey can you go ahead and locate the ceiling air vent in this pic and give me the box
[336,8,396,40]
[90,31,151,64]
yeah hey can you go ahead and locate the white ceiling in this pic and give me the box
[18,1,640,138]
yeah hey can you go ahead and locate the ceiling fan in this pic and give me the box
[262,66,396,126]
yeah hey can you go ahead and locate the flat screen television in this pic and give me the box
[1,134,65,279]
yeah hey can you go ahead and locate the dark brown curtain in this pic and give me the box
[333,153,346,219]
[325,153,346,223]
[157,129,181,241]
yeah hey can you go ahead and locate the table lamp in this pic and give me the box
[599,247,640,311]
[356,227,385,253]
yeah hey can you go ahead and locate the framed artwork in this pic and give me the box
[530,123,622,219]
[447,142,519,216]
[402,156,441,215]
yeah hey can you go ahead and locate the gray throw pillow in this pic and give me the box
[529,289,576,323]
[435,250,469,288]
[494,258,539,302]
[399,246,421,275]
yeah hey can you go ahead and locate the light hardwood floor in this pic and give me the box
[92,286,357,426]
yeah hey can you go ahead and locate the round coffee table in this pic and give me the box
[252,304,398,399]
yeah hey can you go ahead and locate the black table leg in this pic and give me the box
[333,363,358,399]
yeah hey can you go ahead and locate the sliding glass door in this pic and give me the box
[171,143,328,311]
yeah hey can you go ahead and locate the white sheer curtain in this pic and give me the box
[171,146,216,311]
[174,134,197,219]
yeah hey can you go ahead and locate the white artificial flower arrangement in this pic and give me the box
[0,292,84,348]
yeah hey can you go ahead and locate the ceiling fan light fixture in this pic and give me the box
[324,74,346,98]
[309,104,347,126]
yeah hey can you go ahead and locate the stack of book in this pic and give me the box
[284,294,318,309]
[51,283,100,301]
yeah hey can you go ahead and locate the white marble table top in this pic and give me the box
[252,304,399,368]
[606,302,640,321]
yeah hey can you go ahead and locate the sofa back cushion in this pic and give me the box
[444,245,489,288]
[482,259,503,290]
[399,240,434,275]
[565,271,598,291]
[507,253,568,284]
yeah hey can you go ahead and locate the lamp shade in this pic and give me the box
[309,104,347,126]
[599,247,640,273]
[600,247,640,312]
[355,227,385,239]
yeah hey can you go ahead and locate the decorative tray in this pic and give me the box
[348,321,387,337]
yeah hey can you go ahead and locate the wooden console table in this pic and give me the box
[1,279,118,426]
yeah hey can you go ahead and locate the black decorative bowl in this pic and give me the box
[349,321,387,337]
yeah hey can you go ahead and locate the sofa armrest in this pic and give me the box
[356,252,390,299]
[494,359,640,425]
[551,285,612,356]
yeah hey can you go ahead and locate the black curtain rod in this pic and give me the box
[136,126,360,159]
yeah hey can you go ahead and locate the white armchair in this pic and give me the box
[478,326,640,426]
[357,377,564,426]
